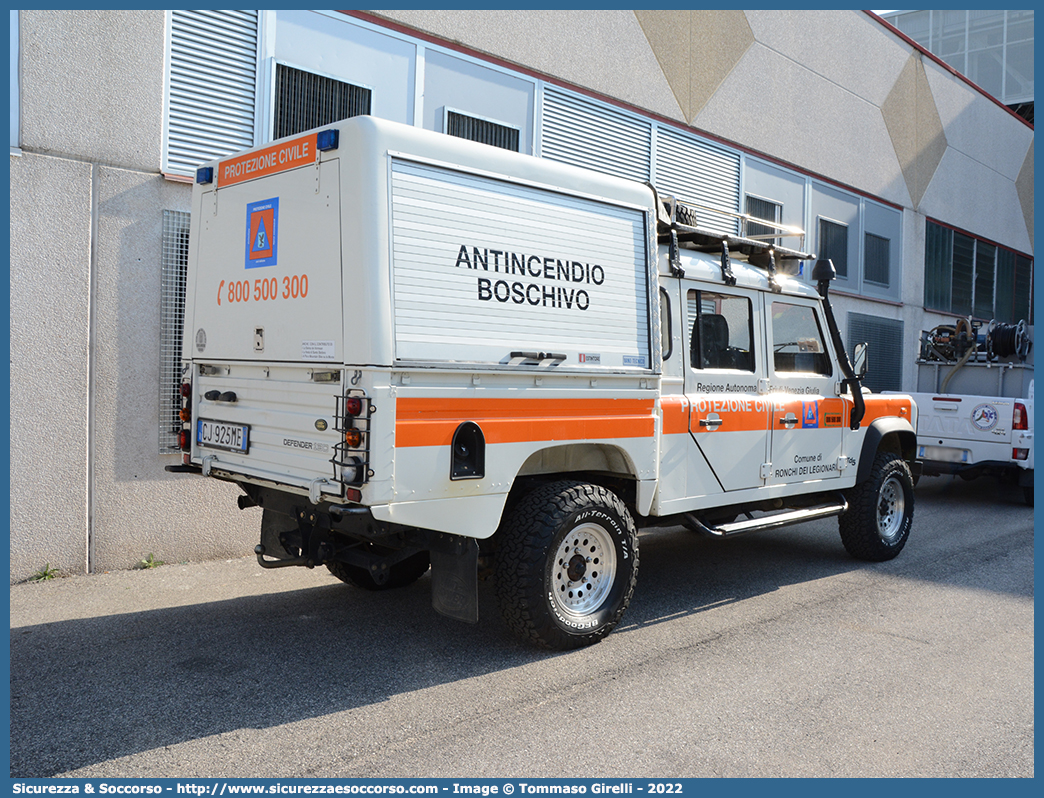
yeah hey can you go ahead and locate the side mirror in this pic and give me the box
[852,342,869,379]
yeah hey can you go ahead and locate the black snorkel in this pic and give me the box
[813,259,865,430]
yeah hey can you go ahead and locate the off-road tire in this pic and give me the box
[327,551,430,591]
[839,451,914,562]
[494,480,638,650]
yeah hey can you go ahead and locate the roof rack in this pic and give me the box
[649,185,815,290]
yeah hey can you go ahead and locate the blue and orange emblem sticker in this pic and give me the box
[245,198,279,268]
[801,401,819,428]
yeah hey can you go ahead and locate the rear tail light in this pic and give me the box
[345,396,363,417]
[1013,402,1028,431]
[336,392,370,489]
[1013,448,1030,461]
[179,379,192,451]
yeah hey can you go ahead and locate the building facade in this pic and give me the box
[9,9,1034,580]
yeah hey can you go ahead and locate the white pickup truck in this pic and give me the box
[905,319,1033,505]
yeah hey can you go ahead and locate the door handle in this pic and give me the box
[699,417,723,428]
[778,413,798,428]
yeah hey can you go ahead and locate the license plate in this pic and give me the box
[919,444,968,463]
[196,419,250,453]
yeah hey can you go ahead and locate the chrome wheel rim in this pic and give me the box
[550,522,617,617]
[877,475,906,542]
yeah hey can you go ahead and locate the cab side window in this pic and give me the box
[770,301,832,376]
[687,290,754,372]
[659,287,673,361]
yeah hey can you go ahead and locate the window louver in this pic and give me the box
[847,312,903,392]
[446,110,519,152]
[541,88,652,181]
[654,127,740,237]
[166,10,259,175]
[274,64,371,140]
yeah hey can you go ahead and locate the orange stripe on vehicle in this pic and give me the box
[660,396,691,435]
[770,397,849,429]
[689,395,772,433]
[395,397,656,447]
[861,395,913,426]
[690,407,767,433]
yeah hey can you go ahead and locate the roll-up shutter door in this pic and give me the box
[540,88,652,182]
[166,10,259,175]
[654,126,740,237]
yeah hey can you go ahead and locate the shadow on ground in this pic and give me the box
[10,473,1032,776]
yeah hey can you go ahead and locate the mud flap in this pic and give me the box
[429,535,479,624]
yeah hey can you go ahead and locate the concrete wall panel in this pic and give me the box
[881,55,947,211]
[745,10,910,107]
[1016,141,1034,251]
[922,58,1034,185]
[920,148,1033,255]
[19,10,164,172]
[9,152,92,580]
[89,167,261,572]
[373,10,684,124]
[694,44,911,208]
[635,10,753,123]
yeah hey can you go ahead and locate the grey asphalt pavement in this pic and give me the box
[10,474,1034,778]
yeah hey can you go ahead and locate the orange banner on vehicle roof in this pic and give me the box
[218,133,317,188]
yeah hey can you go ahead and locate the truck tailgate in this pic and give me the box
[910,392,1015,465]
[192,364,344,498]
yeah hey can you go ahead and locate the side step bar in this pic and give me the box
[684,498,848,538]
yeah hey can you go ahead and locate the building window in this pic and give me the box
[274,63,371,140]
[165,10,259,175]
[1014,255,1034,324]
[864,232,891,287]
[923,220,1033,324]
[973,241,996,319]
[160,211,190,454]
[445,109,520,151]
[883,9,1034,108]
[950,231,975,316]
[818,218,849,279]
[996,250,1035,324]
[924,219,953,311]
[744,195,781,240]
[847,313,903,393]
